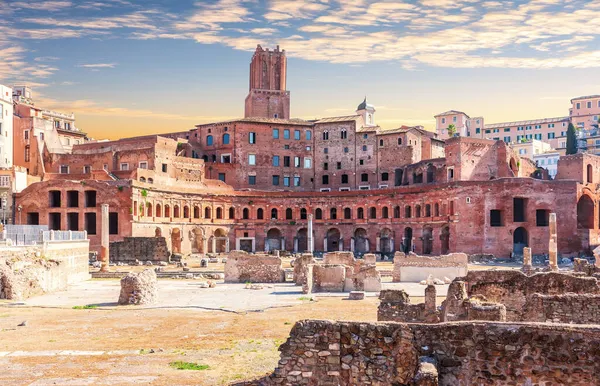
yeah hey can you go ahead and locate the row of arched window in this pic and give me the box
[134,202,235,220]
[206,133,230,147]
[238,203,451,221]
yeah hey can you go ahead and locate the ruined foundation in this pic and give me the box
[392,252,468,283]
[118,269,158,305]
[224,250,285,283]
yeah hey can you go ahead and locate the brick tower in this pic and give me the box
[244,45,290,119]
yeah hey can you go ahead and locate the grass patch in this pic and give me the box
[72,305,97,310]
[297,296,313,301]
[169,361,210,371]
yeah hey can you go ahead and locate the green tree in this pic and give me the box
[566,122,578,155]
[447,124,457,137]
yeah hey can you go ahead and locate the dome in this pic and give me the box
[357,97,374,111]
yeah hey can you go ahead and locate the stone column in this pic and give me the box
[307,214,314,253]
[350,238,355,252]
[365,239,370,252]
[390,238,394,252]
[549,212,558,271]
[294,237,298,253]
[281,237,285,251]
[203,238,208,255]
[225,238,230,253]
[323,237,327,252]
[376,237,381,252]
[100,204,109,272]
[522,247,532,273]
[425,285,436,313]
[212,237,216,254]
[338,238,343,251]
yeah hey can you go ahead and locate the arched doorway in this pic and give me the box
[403,227,413,253]
[354,228,368,254]
[422,226,433,255]
[440,226,450,255]
[296,228,308,252]
[379,228,393,253]
[326,228,340,252]
[577,195,595,229]
[266,228,282,251]
[171,228,182,254]
[191,228,204,253]
[513,227,528,255]
[213,228,228,253]
[155,227,162,238]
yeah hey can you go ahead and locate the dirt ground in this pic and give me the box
[0,297,379,386]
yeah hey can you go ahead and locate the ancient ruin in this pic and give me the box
[224,250,285,283]
[242,320,600,385]
[118,269,158,305]
[392,252,468,283]
[302,251,381,294]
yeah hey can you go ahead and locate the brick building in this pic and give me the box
[11,45,600,259]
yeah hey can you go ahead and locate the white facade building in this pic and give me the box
[0,84,14,168]
[534,151,560,179]
[511,139,552,161]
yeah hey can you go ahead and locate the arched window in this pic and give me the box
[286,208,293,220]
[229,207,235,219]
[183,205,190,218]
[394,206,400,218]
[174,205,180,218]
[587,164,593,183]
[344,207,351,219]
[223,133,230,145]
[206,135,213,146]
[405,206,412,218]
[193,206,200,218]
[148,178,153,184]
[300,208,307,220]
[425,204,431,217]
[271,208,278,219]
[216,207,223,219]
[434,203,440,217]
[140,177,146,183]
[397,137,402,145]
[257,208,264,219]
[202,155,208,162]
[146,203,152,217]
[357,208,364,219]
[314,208,322,220]
[164,205,170,217]
[205,207,211,219]
[382,207,389,219]
[369,207,377,219]
[415,205,422,218]
[156,204,162,218]
[330,208,337,220]
[243,208,250,220]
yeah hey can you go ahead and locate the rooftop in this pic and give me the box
[484,116,569,129]
[434,110,469,118]
[571,95,600,102]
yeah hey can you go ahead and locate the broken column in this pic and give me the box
[100,204,109,272]
[549,212,558,271]
[424,284,440,323]
[522,247,533,274]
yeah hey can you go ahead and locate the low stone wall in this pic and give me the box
[393,252,468,283]
[0,241,90,300]
[109,237,170,263]
[224,250,285,283]
[378,289,439,323]
[303,252,381,294]
[465,298,506,322]
[462,270,600,321]
[523,293,600,324]
[573,258,599,276]
[118,269,158,305]
[242,320,600,385]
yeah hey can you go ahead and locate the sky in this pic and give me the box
[1,0,600,140]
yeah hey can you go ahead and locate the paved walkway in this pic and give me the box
[19,280,446,312]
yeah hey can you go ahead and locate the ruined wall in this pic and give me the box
[463,270,600,321]
[0,240,90,300]
[109,237,170,263]
[224,250,285,283]
[293,253,315,286]
[244,320,600,386]
[378,289,439,323]
[393,252,468,282]
[523,293,600,324]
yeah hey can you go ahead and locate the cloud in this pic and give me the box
[77,63,117,69]
[12,1,72,11]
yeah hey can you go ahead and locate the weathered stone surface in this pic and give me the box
[348,291,364,300]
[118,269,157,305]
[239,320,600,386]
[392,252,468,283]
[224,250,285,283]
[293,253,315,286]
[109,237,170,264]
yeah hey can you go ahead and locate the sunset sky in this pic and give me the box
[2,0,600,139]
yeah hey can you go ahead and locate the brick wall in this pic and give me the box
[109,237,170,263]
[224,250,285,283]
